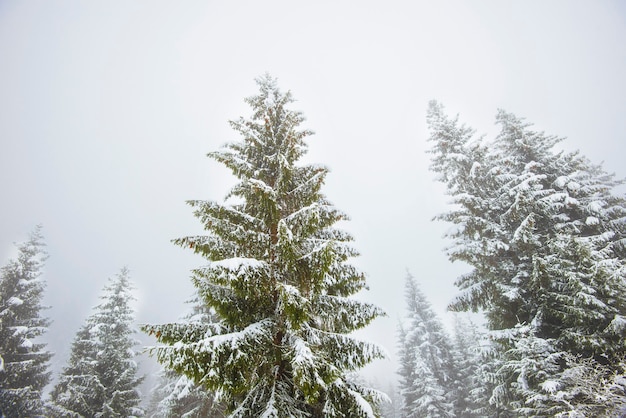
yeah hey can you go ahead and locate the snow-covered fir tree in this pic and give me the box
[147,296,224,417]
[144,75,386,417]
[377,382,401,418]
[48,267,144,417]
[0,226,52,417]
[397,273,456,417]
[450,315,485,417]
[427,102,626,416]
[147,369,224,418]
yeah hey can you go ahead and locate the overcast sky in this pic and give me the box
[1,0,625,391]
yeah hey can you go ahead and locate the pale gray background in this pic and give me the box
[1,0,625,393]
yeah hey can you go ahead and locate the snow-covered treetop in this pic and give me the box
[146,76,385,416]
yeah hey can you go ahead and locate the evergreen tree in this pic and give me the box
[450,315,485,417]
[147,369,224,418]
[427,102,626,415]
[147,296,224,418]
[144,75,386,417]
[49,268,144,417]
[0,226,52,417]
[397,273,456,417]
[377,382,402,418]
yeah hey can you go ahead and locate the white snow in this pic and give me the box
[198,319,271,352]
[292,338,314,367]
[588,200,604,214]
[470,161,481,177]
[11,325,28,336]
[90,323,103,335]
[607,315,626,334]
[211,257,267,271]
[567,181,581,191]
[278,219,293,242]
[554,176,568,189]
[259,385,278,418]
[284,202,318,222]
[541,379,560,394]
[7,296,23,306]
[338,381,376,418]
[524,161,540,172]
[247,178,276,197]
[503,288,520,300]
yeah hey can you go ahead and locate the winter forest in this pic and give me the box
[2,75,626,417]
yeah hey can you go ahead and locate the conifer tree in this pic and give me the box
[49,268,144,417]
[147,369,224,418]
[0,226,52,417]
[147,296,224,418]
[397,273,456,417]
[377,382,402,418]
[427,102,626,415]
[144,75,386,417]
[450,315,485,417]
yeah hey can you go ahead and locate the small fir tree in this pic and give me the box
[450,315,485,417]
[0,226,52,417]
[378,382,402,418]
[147,296,224,418]
[49,268,144,417]
[147,369,224,418]
[397,273,456,417]
[144,75,386,417]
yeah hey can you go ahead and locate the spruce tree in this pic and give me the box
[397,273,456,417]
[144,75,386,417]
[49,268,144,417]
[427,102,626,415]
[0,226,52,417]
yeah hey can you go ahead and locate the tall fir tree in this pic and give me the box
[49,268,144,417]
[0,226,52,417]
[143,75,386,417]
[427,102,626,415]
[397,273,456,417]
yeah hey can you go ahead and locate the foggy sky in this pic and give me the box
[1,0,625,391]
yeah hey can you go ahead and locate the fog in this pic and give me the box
[1,0,625,393]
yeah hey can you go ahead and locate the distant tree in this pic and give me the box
[450,315,486,417]
[147,369,223,418]
[144,75,386,417]
[397,273,456,417]
[147,296,224,418]
[427,102,626,415]
[377,382,402,418]
[49,268,144,417]
[0,226,52,417]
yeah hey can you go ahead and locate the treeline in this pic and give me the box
[394,103,626,417]
[0,228,221,417]
[0,227,144,417]
[2,77,626,417]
